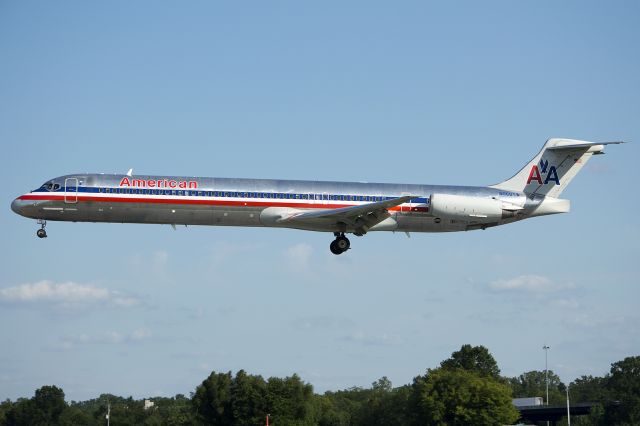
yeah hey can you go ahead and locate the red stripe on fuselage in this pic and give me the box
[17,194,429,213]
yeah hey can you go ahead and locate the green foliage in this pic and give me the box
[265,373,314,425]
[604,356,640,425]
[0,350,638,426]
[410,368,519,426]
[33,386,66,424]
[0,400,11,426]
[571,375,610,403]
[440,344,501,379]
[3,386,67,426]
[191,370,315,425]
[58,405,92,425]
[508,369,566,405]
[3,398,35,426]
[230,370,267,426]
[155,394,196,426]
[192,371,234,425]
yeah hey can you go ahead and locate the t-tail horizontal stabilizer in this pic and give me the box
[491,139,624,197]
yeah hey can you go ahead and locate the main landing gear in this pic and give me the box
[36,220,47,238]
[330,232,350,255]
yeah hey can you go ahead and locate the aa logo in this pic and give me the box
[527,159,560,185]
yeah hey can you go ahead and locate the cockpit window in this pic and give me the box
[41,182,61,191]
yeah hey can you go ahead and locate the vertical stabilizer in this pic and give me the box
[491,139,622,197]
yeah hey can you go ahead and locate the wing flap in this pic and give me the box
[287,195,415,221]
[276,195,417,234]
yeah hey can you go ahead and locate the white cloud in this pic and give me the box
[59,328,153,348]
[552,298,580,309]
[489,275,575,293]
[567,313,628,329]
[153,250,169,266]
[210,241,261,264]
[293,316,354,330]
[284,243,313,270]
[341,331,403,346]
[0,280,140,309]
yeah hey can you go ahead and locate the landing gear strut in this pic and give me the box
[330,232,350,255]
[36,220,47,238]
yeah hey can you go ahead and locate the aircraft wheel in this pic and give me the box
[36,229,47,238]
[335,236,350,251]
[330,240,342,255]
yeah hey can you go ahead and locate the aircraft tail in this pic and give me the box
[491,138,623,197]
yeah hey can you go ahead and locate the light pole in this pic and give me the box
[543,344,550,426]
[543,344,550,405]
[566,384,571,426]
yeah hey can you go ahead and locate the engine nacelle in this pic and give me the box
[430,194,504,222]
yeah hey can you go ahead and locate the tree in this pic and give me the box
[568,376,611,426]
[604,356,640,425]
[3,398,35,426]
[571,375,610,403]
[0,399,12,425]
[440,344,501,379]
[58,405,92,425]
[3,386,68,426]
[410,368,519,426]
[230,370,267,425]
[33,385,66,424]
[265,374,314,424]
[508,370,566,405]
[192,371,233,425]
[312,394,350,426]
[319,387,369,426]
[159,394,196,426]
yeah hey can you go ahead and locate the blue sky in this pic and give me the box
[1,1,638,401]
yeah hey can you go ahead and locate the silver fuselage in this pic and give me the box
[11,173,561,234]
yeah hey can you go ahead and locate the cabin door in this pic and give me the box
[64,178,78,203]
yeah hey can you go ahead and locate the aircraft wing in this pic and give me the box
[289,195,415,221]
[278,195,416,234]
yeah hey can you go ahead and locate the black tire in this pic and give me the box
[37,229,47,238]
[335,236,350,251]
[330,240,342,255]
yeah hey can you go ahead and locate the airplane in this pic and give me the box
[11,138,622,254]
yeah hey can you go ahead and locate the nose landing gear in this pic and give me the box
[36,220,47,238]
[330,233,350,255]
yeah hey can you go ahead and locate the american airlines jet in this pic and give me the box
[11,139,621,254]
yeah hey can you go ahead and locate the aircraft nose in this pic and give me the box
[11,198,25,215]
